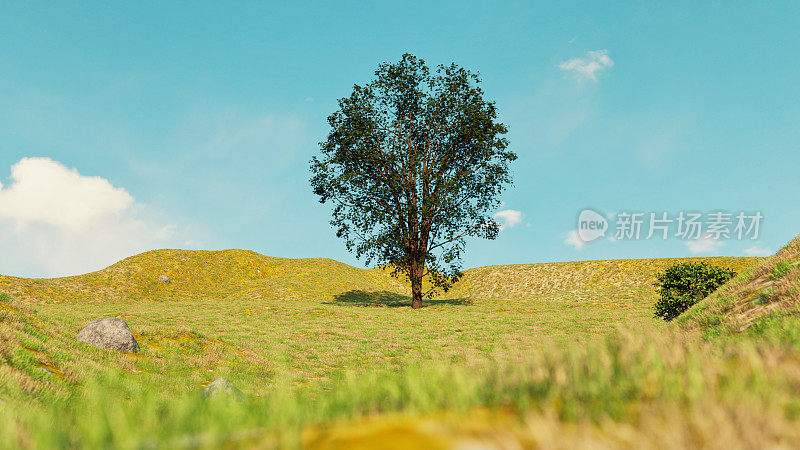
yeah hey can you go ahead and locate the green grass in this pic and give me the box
[4,249,797,448]
[677,234,800,336]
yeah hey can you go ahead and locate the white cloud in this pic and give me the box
[744,244,772,257]
[0,157,133,231]
[685,233,725,254]
[564,230,585,250]
[0,157,182,277]
[494,209,523,230]
[559,49,614,81]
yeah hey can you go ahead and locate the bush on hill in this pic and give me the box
[654,262,736,321]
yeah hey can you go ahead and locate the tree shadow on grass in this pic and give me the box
[325,290,472,308]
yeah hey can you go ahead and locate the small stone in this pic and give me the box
[202,377,245,401]
[76,318,140,353]
[37,367,54,376]
[158,275,171,284]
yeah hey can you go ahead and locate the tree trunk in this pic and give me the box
[410,262,423,309]
[411,280,423,309]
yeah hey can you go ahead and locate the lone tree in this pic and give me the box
[310,54,516,309]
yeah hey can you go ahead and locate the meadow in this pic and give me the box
[1,242,798,448]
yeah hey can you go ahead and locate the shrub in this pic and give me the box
[653,262,736,321]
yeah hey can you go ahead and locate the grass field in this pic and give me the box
[2,243,799,448]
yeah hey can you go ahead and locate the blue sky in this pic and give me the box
[1,1,798,277]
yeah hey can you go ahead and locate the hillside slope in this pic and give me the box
[0,249,409,304]
[450,256,757,300]
[678,235,800,334]
[0,249,758,305]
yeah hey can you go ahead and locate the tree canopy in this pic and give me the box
[310,53,516,308]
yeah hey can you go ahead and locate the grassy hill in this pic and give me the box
[449,256,756,299]
[6,248,800,448]
[0,248,757,304]
[0,249,409,304]
[678,234,800,336]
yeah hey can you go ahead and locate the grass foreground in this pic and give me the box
[2,243,799,448]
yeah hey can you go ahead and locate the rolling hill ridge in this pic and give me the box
[0,249,759,305]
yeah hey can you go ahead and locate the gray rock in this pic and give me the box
[202,377,245,401]
[158,275,171,284]
[37,367,54,376]
[76,318,140,353]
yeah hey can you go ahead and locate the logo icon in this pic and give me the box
[577,209,608,243]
